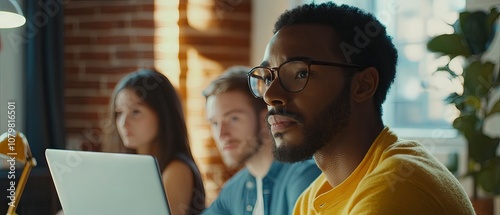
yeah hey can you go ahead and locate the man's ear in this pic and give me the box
[351,67,379,103]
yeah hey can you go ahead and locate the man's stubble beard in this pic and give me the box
[223,135,264,169]
[271,84,352,163]
[223,112,265,169]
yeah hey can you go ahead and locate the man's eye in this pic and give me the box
[264,74,273,85]
[230,116,239,122]
[295,69,309,79]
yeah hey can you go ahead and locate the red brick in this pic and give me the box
[100,5,140,14]
[65,66,82,75]
[80,52,110,60]
[66,112,101,120]
[130,20,155,28]
[66,96,110,105]
[219,19,251,30]
[115,51,155,59]
[66,36,92,45]
[65,52,78,60]
[136,36,154,43]
[66,128,93,135]
[83,67,137,75]
[64,23,76,31]
[65,81,101,89]
[141,4,155,12]
[180,35,249,46]
[65,7,98,16]
[95,36,131,44]
[79,21,120,30]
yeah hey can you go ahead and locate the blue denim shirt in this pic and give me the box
[202,159,321,215]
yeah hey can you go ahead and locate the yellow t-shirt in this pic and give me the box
[294,127,475,215]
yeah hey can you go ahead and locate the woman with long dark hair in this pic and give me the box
[103,69,205,215]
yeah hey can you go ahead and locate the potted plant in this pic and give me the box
[427,6,500,213]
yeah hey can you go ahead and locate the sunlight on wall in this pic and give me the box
[185,47,224,157]
[182,0,227,204]
[187,0,214,31]
[185,47,226,206]
[154,0,181,87]
[153,0,222,168]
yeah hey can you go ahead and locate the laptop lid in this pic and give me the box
[46,149,171,215]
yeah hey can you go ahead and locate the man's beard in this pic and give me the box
[270,85,351,163]
[223,136,264,169]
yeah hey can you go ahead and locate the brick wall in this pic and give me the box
[64,0,251,205]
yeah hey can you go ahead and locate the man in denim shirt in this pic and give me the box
[202,66,321,215]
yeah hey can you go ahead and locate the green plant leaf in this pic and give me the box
[465,95,482,112]
[463,61,495,98]
[449,94,480,114]
[452,19,461,34]
[466,131,498,164]
[427,34,471,58]
[477,157,500,194]
[444,92,460,104]
[459,11,471,35]
[460,11,489,54]
[453,114,476,132]
[485,7,500,51]
[432,7,500,197]
[486,7,499,28]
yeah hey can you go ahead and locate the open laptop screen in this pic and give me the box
[46,149,171,215]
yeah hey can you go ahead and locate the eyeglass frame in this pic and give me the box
[247,58,363,98]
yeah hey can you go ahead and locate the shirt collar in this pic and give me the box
[262,161,284,182]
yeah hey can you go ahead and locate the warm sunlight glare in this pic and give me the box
[154,0,181,87]
[185,48,224,157]
[187,0,214,31]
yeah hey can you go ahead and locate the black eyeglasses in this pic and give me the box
[247,59,362,98]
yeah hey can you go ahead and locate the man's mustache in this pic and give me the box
[267,108,304,124]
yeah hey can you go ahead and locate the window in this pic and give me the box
[304,0,465,138]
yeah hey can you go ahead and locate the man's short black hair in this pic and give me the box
[274,2,398,116]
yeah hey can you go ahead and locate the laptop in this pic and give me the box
[46,149,171,215]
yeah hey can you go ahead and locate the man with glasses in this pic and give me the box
[202,66,321,215]
[248,2,474,214]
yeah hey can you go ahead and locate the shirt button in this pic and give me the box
[246,205,253,211]
[246,181,254,188]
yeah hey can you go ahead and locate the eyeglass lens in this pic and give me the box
[249,61,309,97]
